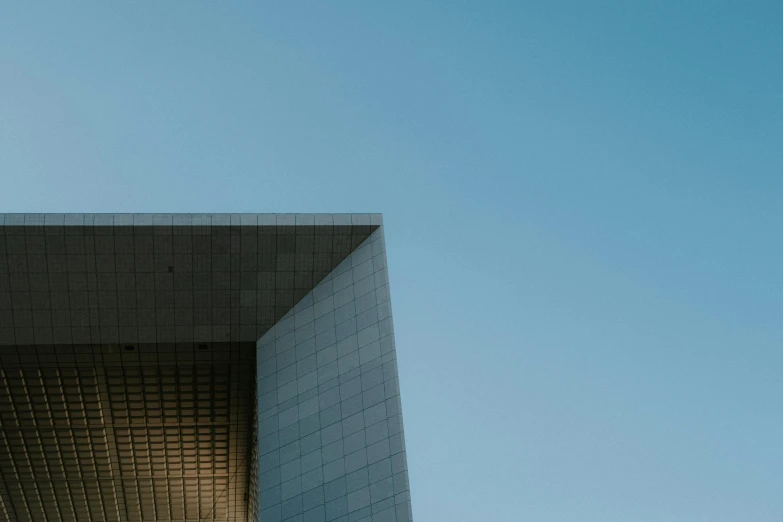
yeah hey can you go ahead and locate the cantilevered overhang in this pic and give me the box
[0,213,382,522]
[0,213,379,346]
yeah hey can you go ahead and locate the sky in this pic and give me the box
[1,2,782,520]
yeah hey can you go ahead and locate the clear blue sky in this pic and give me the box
[1,2,782,520]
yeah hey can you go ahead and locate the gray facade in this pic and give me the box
[254,228,412,522]
[0,214,412,522]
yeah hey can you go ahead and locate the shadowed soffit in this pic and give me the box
[0,213,378,346]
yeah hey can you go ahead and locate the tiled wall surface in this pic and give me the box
[255,227,412,522]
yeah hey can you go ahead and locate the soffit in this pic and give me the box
[0,217,377,345]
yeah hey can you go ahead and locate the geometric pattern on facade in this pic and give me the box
[255,227,412,522]
[0,214,412,522]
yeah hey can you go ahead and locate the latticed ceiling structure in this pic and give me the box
[0,343,253,521]
[0,214,378,522]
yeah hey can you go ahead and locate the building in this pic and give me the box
[0,213,413,522]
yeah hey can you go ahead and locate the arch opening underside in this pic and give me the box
[0,343,256,522]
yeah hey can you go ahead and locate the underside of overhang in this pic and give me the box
[0,221,376,346]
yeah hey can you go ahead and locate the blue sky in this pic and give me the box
[1,2,782,520]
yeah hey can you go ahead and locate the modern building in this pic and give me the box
[0,213,413,522]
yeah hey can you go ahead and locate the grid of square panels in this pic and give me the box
[255,227,413,522]
[0,365,120,521]
[0,213,401,522]
[0,213,377,347]
[0,343,255,521]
